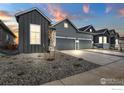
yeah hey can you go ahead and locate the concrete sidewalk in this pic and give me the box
[44,58,124,85]
[44,50,124,85]
[85,49,124,57]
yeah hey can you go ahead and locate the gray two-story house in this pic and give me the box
[15,7,52,53]
[53,19,93,50]
[79,25,111,49]
[109,29,119,49]
[79,25,120,49]
[93,29,111,49]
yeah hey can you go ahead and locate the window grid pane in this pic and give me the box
[30,24,41,44]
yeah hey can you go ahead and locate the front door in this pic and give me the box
[75,39,79,50]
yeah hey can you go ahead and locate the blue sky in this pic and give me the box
[0,3,124,37]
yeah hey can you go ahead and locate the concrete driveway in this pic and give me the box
[60,50,123,65]
[45,50,124,85]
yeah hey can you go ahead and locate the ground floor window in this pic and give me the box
[99,36,107,44]
[99,36,102,43]
[115,39,119,45]
[103,36,107,43]
[30,24,41,45]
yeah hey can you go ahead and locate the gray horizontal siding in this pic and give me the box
[55,20,93,40]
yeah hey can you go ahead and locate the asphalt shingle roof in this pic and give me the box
[0,20,16,38]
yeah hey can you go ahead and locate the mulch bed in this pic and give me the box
[0,52,101,85]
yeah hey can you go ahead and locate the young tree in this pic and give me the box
[45,26,56,61]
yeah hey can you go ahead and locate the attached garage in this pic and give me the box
[79,40,92,49]
[56,36,93,50]
[53,18,93,50]
[56,38,75,50]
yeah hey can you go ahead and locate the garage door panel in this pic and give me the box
[56,38,75,50]
[79,40,92,49]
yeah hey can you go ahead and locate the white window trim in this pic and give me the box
[56,36,92,41]
[30,24,41,45]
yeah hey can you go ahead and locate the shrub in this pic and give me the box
[7,44,18,50]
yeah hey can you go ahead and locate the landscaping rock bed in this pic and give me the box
[0,52,100,85]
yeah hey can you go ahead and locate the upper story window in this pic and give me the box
[64,22,68,28]
[30,24,41,45]
[90,29,92,32]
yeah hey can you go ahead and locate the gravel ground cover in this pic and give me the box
[0,52,100,85]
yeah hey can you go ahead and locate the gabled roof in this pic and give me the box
[78,25,92,32]
[95,29,108,34]
[15,7,51,22]
[53,18,79,31]
[108,29,116,35]
[94,29,108,35]
[53,18,92,35]
[0,20,16,38]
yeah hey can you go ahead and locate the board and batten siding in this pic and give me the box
[0,29,7,46]
[18,10,50,53]
[93,31,110,44]
[93,31,110,49]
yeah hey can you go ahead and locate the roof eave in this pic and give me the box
[15,7,52,23]
[53,18,79,32]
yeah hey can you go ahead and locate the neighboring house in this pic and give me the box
[15,7,52,53]
[109,29,119,49]
[79,25,120,50]
[53,18,93,50]
[78,25,96,33]
[93,29,111,49]
[119,37,124,51]
[0,20,16,49]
